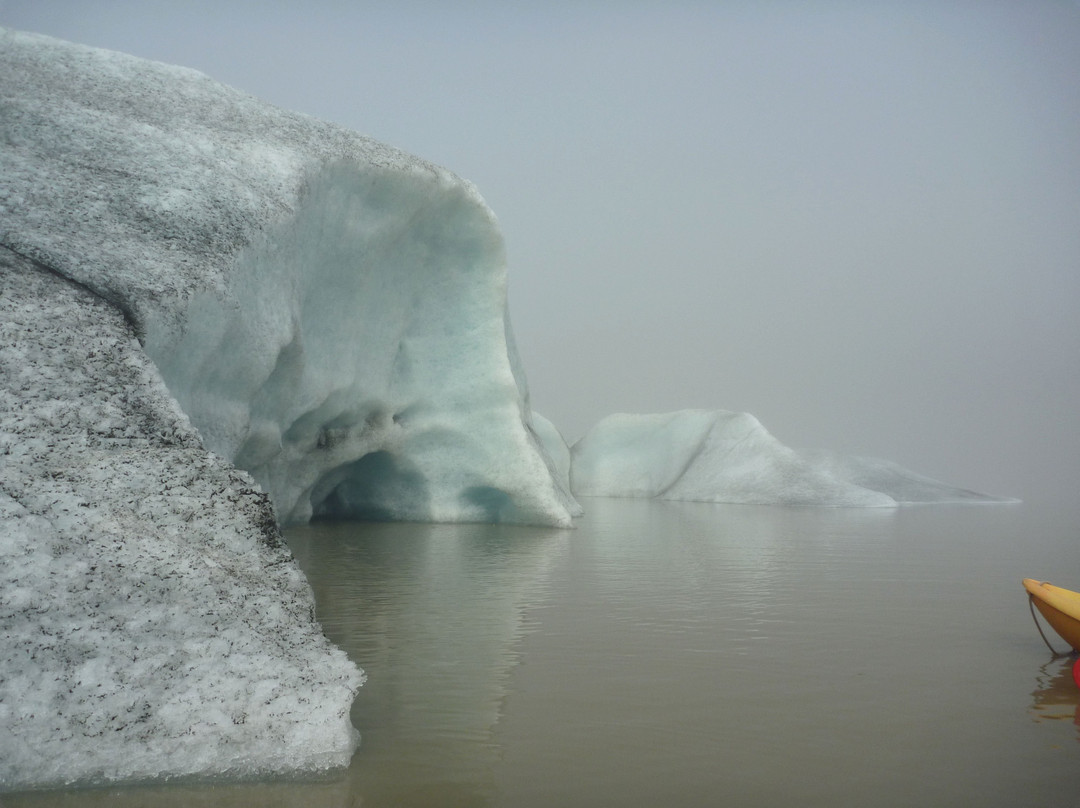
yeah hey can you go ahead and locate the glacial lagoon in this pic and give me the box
[7,498,1080,807]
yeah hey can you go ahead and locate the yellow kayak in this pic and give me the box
[1023,579,1080,653]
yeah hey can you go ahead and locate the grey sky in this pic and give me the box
[3,1,1078,507]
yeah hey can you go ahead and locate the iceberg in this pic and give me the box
[0,27,575,529]
[570,410,1006,506]
[0,27,573,791]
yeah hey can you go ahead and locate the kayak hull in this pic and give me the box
[1024,578,1080,653]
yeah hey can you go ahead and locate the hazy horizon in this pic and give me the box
[3,1,1077,508]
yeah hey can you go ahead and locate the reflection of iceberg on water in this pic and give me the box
[286,521,568,802]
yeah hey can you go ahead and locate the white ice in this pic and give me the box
[0,251,363,790]
[570,410,1007,506]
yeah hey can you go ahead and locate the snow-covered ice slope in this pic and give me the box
[0,250,364,790]
[0,28,574,528]
[570,410,1007,506]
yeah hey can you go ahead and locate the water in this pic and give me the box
[6,499,1080,806]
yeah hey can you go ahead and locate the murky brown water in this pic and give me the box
[6,498,1080,807]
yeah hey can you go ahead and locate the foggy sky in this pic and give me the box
[3,1,1078,508]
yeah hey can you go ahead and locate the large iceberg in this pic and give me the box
[0,27,576,529]
[0,26,578,791]
[570,410,1007,506]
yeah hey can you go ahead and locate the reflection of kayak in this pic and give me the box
[1024,579,1080,653]
[1029,657,1080,723]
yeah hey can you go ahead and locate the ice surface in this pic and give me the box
[570,410,1005,506]
[0,27,574,528]
[0,251,363,790]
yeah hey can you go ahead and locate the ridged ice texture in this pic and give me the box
[0,28,574,528]
[0,250,364,790]
[570,410,1005,506]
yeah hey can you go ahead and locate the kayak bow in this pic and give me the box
[1023,578,1080,654]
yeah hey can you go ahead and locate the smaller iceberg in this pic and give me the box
[570,410,1007,507]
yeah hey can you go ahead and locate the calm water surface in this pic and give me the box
[8,498,1080,807]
